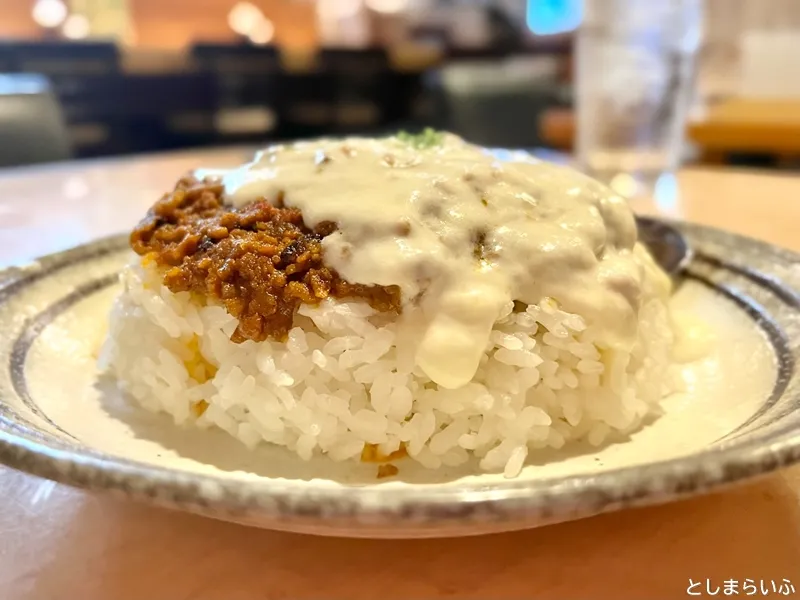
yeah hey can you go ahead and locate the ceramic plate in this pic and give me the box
[0,222,799,538]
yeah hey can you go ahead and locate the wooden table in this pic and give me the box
[1,150,799,599]
[688,99,800,164]
[539,99,800,163]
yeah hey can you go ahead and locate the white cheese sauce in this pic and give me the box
[203,134,671,389]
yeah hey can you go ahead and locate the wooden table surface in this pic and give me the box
[1,149,799,599]
[539,99,800,160]
[688,99,800,161]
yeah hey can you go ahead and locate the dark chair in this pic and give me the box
[1,41,122,156]
[191,43,281,75]
[319,48,392,134]
[3,41,120,100]
[57,72,219,156]
[121,73,219,152]
[190,43,282,143]
[0,45,14,73]
[0,73,71,167]
[437,58,566,148]
[444,46,511,61]
[280,71,336,139]
[3,40,120,74]
[382,71,428,131]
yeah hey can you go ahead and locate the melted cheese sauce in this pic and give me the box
[205,134,671,389]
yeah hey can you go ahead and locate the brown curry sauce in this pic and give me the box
[130,176,401,343]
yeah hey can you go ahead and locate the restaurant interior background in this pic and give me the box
[0,0,797,170]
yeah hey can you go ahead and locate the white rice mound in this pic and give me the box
[100,256,677,478]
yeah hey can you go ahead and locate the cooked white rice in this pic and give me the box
[99,256,677,478]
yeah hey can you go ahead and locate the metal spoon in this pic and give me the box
[635,216,692,277]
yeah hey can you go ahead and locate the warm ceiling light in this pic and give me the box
[318,0,362,19]
[32,0,68,28]
[227,2,265,36]
[248,17,275,45]
[62,14,90,39]
[365,0,408,14]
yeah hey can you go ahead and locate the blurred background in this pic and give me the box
[0,0,797,178]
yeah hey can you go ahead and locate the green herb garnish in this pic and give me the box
[397,128,444,149]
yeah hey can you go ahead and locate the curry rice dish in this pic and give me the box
[100,132,679,479]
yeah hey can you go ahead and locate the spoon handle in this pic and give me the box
[636,216,693,277]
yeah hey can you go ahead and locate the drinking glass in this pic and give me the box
[575,0,704,197]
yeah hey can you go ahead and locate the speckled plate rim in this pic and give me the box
[0,220,799,537]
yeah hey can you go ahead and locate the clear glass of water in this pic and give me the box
[576,0,704,197]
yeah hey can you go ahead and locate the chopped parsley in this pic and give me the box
[397,128,444,149]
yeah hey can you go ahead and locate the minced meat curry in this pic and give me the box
[130,176,401,342]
